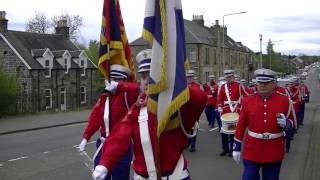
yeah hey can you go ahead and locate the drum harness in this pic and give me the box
[224,83,240,113]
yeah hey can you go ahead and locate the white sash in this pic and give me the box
[224,84,237,113]
[103,97,110,137]
[138,106,157,180]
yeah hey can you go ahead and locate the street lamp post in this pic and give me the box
[222,11,247,70]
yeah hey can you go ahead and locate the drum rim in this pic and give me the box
[221,112,239,122]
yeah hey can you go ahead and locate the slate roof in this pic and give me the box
[2,30,96,69]
[130,19,253,53]
[51,50,66,58]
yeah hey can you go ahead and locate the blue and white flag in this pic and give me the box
[143,0,189,135]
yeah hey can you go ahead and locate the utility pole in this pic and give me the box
[259,34,263,68]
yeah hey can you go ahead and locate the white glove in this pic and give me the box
[276,113,287,128]
[232,151,241,164]
[105,80,119,92]
[78,138,87,152]
[92,165,108,180]
[217,107,223,113]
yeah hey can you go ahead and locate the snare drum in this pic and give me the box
[220,112,239,134]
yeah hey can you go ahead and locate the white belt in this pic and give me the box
[207,95,213,98]
[224,100,239,105]
[248,130,283,140]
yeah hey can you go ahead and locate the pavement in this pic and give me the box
[0,109,91,135]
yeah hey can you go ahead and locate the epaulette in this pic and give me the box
[276,91,287,96]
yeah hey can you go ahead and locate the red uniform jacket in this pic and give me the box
[240,85,254,98]
[99,86,207,176]
[234,91,294,163]
[217,81,242,114]
[300,84,310,103]
[82,82,139,140]
[203,80,218,106]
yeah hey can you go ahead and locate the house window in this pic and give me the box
[189,48,197,63]
[64,58,68,73]
[80,59,86,76]
[205,72,209,82]
[44,89,52,109]
[213,49,217,65]
[44,59,51,78]
[80,86,86,104]
[205,48,209,65]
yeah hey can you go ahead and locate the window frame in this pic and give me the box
[44,89,52,109]
[80,86,86,104]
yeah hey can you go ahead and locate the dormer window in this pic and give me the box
[64,58,68,74]
[44,59,51,78]
[80,59,86,76]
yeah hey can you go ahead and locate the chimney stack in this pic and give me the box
[192,15,204,26]
[55,19,69,39]
[0,11,8,33]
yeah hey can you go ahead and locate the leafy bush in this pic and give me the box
[0,68,20,117]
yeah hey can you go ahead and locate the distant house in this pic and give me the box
[0,11,97,113]
[291,57,304,70]
[130,15,258,83]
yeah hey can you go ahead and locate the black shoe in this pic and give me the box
[189,147,196,152]
[219,151,227,156]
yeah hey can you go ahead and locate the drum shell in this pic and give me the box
[220,112,239,134]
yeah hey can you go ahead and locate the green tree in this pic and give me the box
[0,68,20,117]
[85,40,104,92]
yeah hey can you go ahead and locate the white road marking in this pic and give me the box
[198,128,206,132]
[209,127,219,131]
[8,156,28,162]
[0,163,3,168]
[43,151,50,154]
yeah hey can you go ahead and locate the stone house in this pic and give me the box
[0,11,97,113]
[130,15,257,84]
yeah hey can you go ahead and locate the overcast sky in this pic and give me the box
[1,0,320,55]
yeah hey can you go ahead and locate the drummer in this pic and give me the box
[217,69,243,156]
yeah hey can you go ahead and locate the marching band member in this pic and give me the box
[217,70,243,156]
[79,64,139,180]
[92,49,207,180]
[233,68,295,180]
[186,70,205,152]
[203,75,219,129]
[299,79,310,125]
[288,77,302,128]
